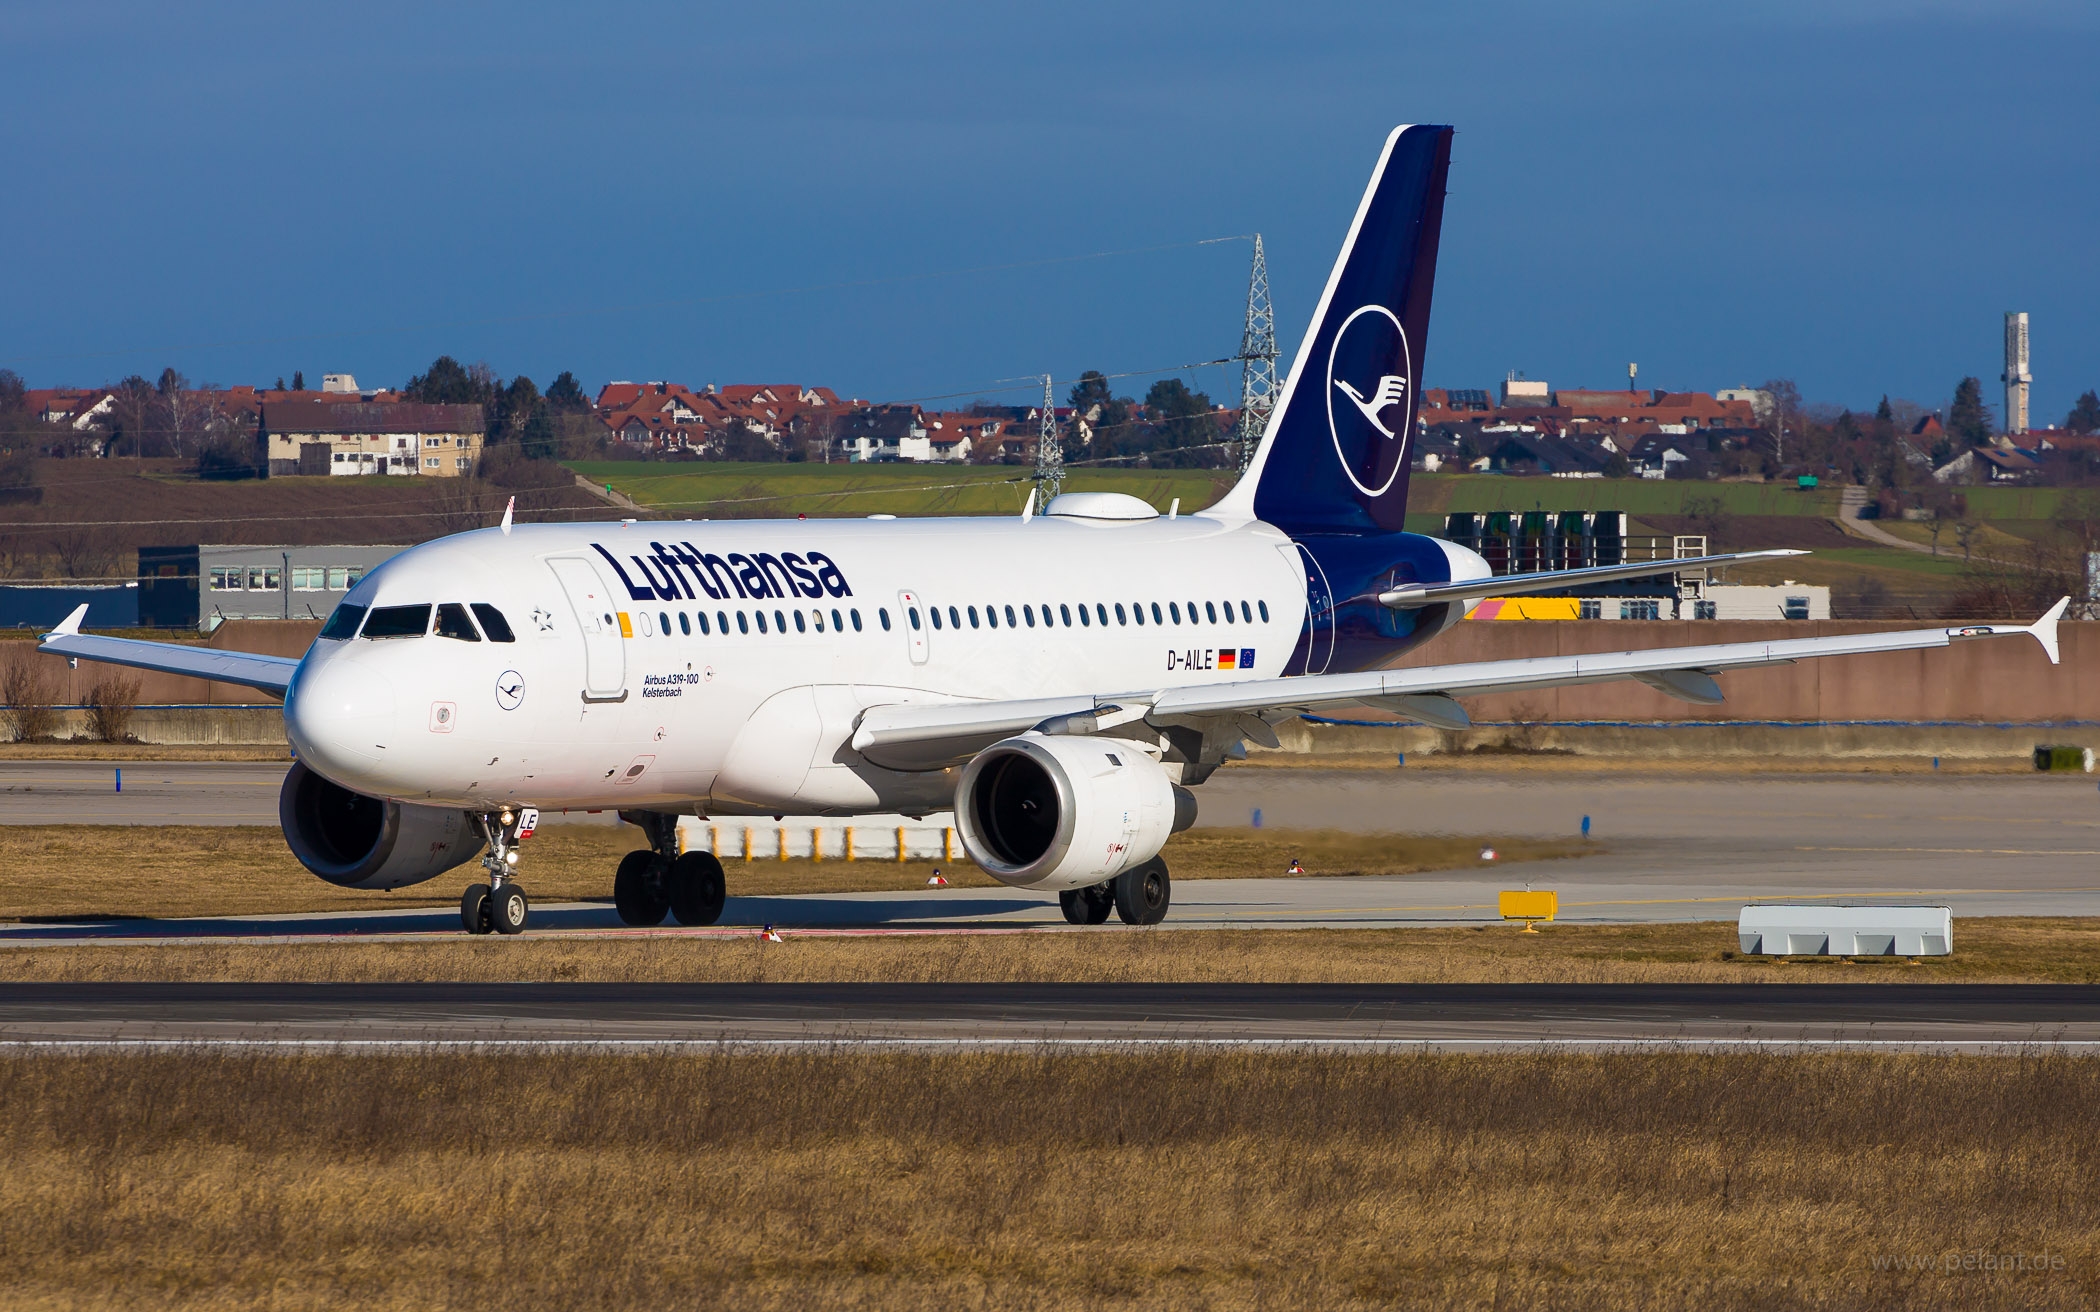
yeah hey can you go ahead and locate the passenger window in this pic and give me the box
[1024,605,1035,627]
[756,612,768,634]
[361,604,431,639]
[1169,602,1181,624]
[794,611,807,633]
[1258,600,1270,622]
[882,609,893,631]
[774,609,786,633]
[855,610,866,632]
[948,606,960,629]
[983,605,995,629]
[931,607,943,631]
[697,612,710,635]
[737,612,749,634]
[320,603,367,641]
[1004,605,1017,627]
[1096,603,1108,626]
[968,606,980,629]
[908,608,921,630]
[812,610,823,632]
[1240,601,1253,622]
[435,603,481,642]
[470,603,515,642]
[1132,603,1145,626]
[658,611,671,635]
[1059,604,1072,627]
[1205,602,1217,623]
[832,608,844,631]
[1151,603,1163,625]
[1079,605,1091,627]
[717,611,729,634]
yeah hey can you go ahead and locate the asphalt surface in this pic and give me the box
[4,762,2099,938]
[1,982,2094,1050]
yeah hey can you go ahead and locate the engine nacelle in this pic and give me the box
[278,761,484,891]
[954,733,1194,890]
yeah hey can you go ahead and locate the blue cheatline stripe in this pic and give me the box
[1302,716,2100,730]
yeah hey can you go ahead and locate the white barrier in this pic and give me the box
[1738,904,1952,957]
[676,813,958,862]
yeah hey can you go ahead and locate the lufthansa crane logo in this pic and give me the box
[495,670,525,712]
[1324,304,1414,498]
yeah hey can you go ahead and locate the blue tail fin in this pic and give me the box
[1213,124,1452,534]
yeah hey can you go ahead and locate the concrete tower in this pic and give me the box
[2003,312,2031,436]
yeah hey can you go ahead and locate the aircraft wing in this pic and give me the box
[1378,549,1808,608]
[850,600,2067,770]
[35,605,300,697]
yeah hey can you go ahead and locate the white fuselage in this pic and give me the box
[284,510,1311,817]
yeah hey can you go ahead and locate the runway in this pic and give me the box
[1,982,2095,1050]
[4,762,2100,939]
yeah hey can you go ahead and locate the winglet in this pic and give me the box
[500,496,515,536]
[47,604,89,639]
[2031,596,2070,666]
[1021,488,1036,523]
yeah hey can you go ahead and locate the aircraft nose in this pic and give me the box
[285,656,397,776]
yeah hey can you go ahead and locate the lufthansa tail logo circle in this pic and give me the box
[1325,304,1414,498]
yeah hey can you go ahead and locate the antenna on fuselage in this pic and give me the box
[500,496,514,536]
[1021,488,1036,523]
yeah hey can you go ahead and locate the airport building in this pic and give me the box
[262,400,485,477]
[137,544,405,630]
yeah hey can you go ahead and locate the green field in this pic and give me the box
[568,461,1234,519]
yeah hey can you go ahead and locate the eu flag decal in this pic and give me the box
[1241,647,1256,669]
[1217,647,1237,670]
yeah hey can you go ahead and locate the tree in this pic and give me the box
[1141,378,1225,467]
[1876,395,1894,423]
[291,370,305,391]
[1681,494,1733,548]
[1067,371,1112,416]
[154,367,200,459]
[2066,390,2100,435]
[1948,376,1992,446]
[274,376,286,391]
[0,370,23,413]
[403,356,480,405]
[544,371,589,412]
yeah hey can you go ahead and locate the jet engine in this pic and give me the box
[954,733,1195,890]
[277,760,485,890]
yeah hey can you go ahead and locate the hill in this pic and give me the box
[566,461,1236,520]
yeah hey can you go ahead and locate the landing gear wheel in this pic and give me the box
[490,883,529,934]
[614,850,670,926]
[461,883,492,935]
[1114,858,1171,926]
[1060,883,1115,925]
[665,851,727,926]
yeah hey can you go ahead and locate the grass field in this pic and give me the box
[568,460,1235,519]
[8,918,2100,986]
[0,1048,2091,1309]
[0,825,1583,922]
[1405,474,1845,520]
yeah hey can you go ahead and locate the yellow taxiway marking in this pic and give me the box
[1231,886,2100,917]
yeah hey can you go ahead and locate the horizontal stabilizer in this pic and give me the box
[1380,549,1809,609]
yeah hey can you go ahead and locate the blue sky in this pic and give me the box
[4,0,2096,422]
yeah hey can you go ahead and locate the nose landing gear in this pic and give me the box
[462,806,538,935]
[614,811,727,928]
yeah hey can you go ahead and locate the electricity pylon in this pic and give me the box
[1234,233,1279,472]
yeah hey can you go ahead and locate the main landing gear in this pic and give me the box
[613,810,726,927]
[1060,856,1171,927]
[462,807,539,935]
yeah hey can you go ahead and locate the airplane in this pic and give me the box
[39,124,2067,935]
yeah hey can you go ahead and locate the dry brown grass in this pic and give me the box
[8,919,2100,986]
[0,1049,2092,1309]
[0,744,291,761]
[1236,751,2034,774]
[0,825,1586,922]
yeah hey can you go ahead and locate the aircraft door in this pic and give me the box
[547,557,628,701]
[898,589,928,664]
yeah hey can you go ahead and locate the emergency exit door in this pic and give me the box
[548,557,628,701]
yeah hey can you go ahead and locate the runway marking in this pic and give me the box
[0,1038,2096,1054]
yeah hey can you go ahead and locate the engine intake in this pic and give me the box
[278,761,484,890]
[955,733,1193,890]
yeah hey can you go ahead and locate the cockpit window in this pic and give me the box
[435,603,481,642]
[471,604,516,643]
[319,603,367,641]
[361,604,432,639]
